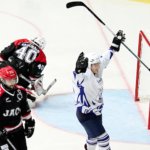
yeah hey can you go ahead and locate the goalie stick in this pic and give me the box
[19,74,57,96]
[66,1,150,72]
[42,78,57,95]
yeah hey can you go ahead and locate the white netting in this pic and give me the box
[138,30,150,101]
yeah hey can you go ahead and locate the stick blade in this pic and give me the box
[66,1,85,8]
[43,78,57,95]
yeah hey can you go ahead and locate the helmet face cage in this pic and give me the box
[31,36,46,49]
[0,66,18,88]
[1,78,18,88]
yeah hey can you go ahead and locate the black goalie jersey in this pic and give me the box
[0,38,47,88]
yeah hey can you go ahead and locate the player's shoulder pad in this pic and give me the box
[14,39,31,47]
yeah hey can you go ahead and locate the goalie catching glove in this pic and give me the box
[110,30,126,52]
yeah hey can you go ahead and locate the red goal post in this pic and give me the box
[135,30,150,129]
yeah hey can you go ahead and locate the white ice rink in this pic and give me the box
[0,0,150,149]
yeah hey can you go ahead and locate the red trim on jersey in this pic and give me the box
[22,111,31,120]
[15,85,33,95]
[13,39,31,47]
[0,85,5,97]
[4,121,23,132]
[35,49,46,63]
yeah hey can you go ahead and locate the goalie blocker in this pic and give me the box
[19,74,57,96]
[33,77,57,96]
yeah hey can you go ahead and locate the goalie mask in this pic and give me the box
[0,66,18,88]
[31,36,46,50]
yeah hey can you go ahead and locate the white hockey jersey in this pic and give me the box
[72,50,114,111]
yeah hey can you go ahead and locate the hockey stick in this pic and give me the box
[7,139,17,150]
[42,78,57,95]
[66,1,150,71]
[19,74,57,96]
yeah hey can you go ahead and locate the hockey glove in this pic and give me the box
[24,118,35,138]
[110,30,126,52]
[81,106,92,114]
[27,93,36,102]
[75,52,88,74]
[32,75,45,96]
[0,128,7,140]
[91,104,103,116]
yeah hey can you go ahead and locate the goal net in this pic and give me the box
[135,30,150,129]
[135,30,150,101]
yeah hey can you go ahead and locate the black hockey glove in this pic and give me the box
[110,30,126,52]
[27,93,36,102]
[0,128,7,140]
[24,118,35,138]
[75,52,88,74]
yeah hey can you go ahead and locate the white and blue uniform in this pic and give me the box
[73,49,114,150]
[73,50,113,113]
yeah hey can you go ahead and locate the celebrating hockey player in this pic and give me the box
[72,30,125,150]
[0,36,47,99]
[0,66,35,150]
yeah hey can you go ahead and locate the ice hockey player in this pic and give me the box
[0,66,35,150]
[0,36,47,100]
[72,30,125,150]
